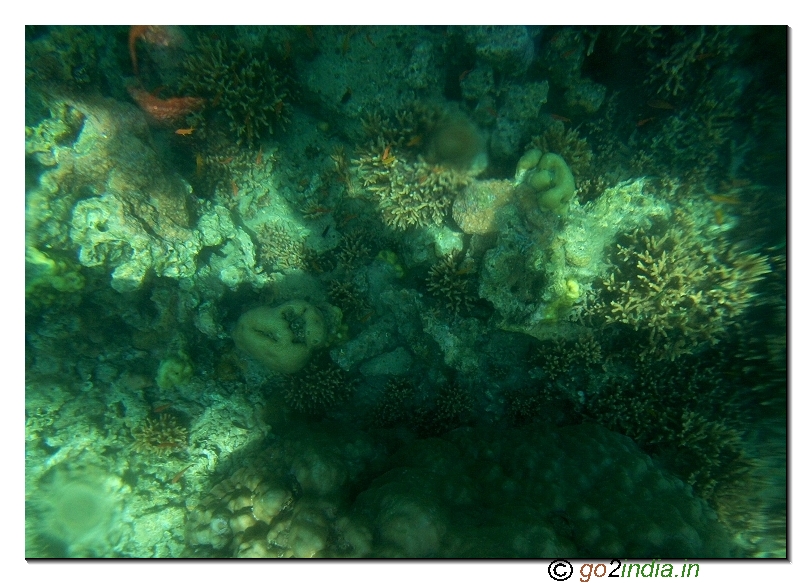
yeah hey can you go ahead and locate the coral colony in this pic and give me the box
[25,25,786,558]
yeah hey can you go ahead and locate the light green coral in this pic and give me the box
[518,150,576,215]
[156,353,194,390]
[25,246,84,308]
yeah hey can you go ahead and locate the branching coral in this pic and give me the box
[370,377,415,428]
[255,222,307,272]
[644,26,737,97]
[177,35,291,145]
[352,140,471,230]
[425,250,477,316]
[596,209,771,357]
[284,359,354,415]
[132,414,188,456]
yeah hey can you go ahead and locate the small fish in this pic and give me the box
[171,464,193,484]
[365,33,376,47]
[153,403,173,413]
[256,146,263,166]
[714,208,725,225]
[175,127,194,136]
[406,135,423,147]
[195,153,204,177]
[695,52,716,62]
[230,180,239,197]
[561,48,577,59]
[338,213,358,227]
[637,117,656,127]
[647,99,675,110]
[273,100,284,115]
[550,114,571,123]
[381,145,391,160]
[459,69,472,82]
[708,194,741,205]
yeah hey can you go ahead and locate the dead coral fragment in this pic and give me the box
[425,251,477,316]
[132,414,188,456]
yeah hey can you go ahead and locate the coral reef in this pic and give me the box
[233,300,328,374]
[23,25,785,559]
[177,35,291,145]
[284,359,355,415]
[132,414,188,456]
[352,139,471,231]
[594,208,771,356]
[528,121,594,181]
[425,251,477,316]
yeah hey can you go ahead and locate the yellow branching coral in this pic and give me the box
[598,209,771,356]
[352,140,470,230]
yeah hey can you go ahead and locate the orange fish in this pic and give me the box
[230,180,239,197]
[171,464,193,484]
[256,146,263,166]
[637,117,656,127]
[550,114,571,122]
[175,128,194,136]
[153,403,173,413]
[459,69,472,82]
[128,86,205,125]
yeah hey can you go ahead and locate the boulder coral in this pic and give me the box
[233,300,327,374]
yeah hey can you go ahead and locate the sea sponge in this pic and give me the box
[233,300,327,374]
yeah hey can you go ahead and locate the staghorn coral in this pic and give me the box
[352,140,470,230]
[596,208,771,357]
[255,222,307,272]
[584,356,754,517]
[643,26,737,98]
[425,250,477,316]
[132,414,188,456]
[177,35,291,146]
[284,359,354,415]
[370,377,415,429]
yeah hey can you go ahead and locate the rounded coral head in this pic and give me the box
[425,113,487,173]
[233,300,326,374]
